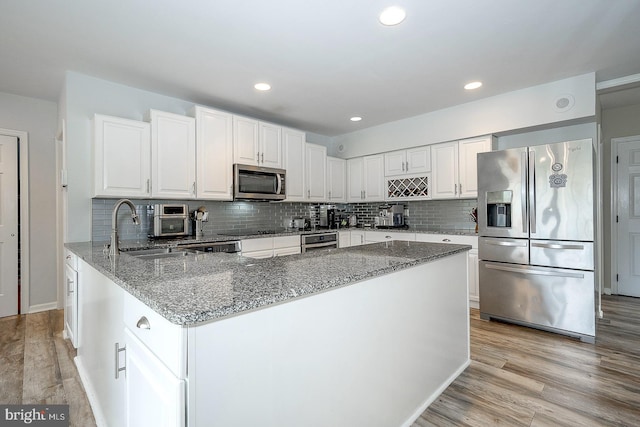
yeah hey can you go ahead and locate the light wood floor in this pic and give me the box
[0,309,96,427]
[2,296,639,426]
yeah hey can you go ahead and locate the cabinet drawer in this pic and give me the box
[241,237,273,252]
[273,235,301,249]
[65,249,78,270]
[123,292,186,377]
[415,233,478,248]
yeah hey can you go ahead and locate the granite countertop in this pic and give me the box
[66,240,470,327]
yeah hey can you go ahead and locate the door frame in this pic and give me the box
[610,135,640,295]
[0,128,30,314]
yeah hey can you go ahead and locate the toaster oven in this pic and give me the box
[153,204,189,237]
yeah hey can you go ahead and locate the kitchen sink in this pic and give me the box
[123,247,198,260]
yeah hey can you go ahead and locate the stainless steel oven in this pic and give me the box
[153,204,189,237]
[301,232,338,252]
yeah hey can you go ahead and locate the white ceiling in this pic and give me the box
[2,0,640,136]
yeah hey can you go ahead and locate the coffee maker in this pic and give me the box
[377,204,405,228]
[319,205,337,229]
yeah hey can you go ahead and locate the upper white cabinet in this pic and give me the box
[305,143,327,201]
[384,146,431,176]
[93,114,151,197]
[431,136,492,199]
[191,106,234,200]
[282,128,306,201]
[327,157,347,203]
[347,155,385,202]
[233,117,282,168]
[150,110,196,198]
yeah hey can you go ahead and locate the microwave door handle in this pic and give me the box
[276,174,283,195]
[528,150,536,234]
[521,151,528,234]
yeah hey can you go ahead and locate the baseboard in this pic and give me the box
[28,302,60,313]
[401,358,472,426]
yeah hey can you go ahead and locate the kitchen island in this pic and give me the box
[66,240,471,427]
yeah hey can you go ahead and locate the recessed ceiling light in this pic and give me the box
[464,81,483,90]
[379,6,406,26]
[350,116,363,122]
[254,83,271,91]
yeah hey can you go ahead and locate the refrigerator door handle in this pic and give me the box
[485,263,585,279]
[483,240,528,247]
[521,151,528,234]
[528,150,536,234]
[531,242,585,250]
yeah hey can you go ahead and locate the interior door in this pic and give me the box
[617,138,640,297]
[0,135,19,317]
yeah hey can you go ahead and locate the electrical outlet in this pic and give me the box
[404,208,409,217]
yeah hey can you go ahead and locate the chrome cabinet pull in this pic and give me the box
[136,316,151,330]
[256,152,260,162]
[146,179,150,194]
[66,278,74,295]
[261,153,264,164]
[459,182,462,194]
[115,342,126,379]
[454,184,457,195]
[442,238,451,242]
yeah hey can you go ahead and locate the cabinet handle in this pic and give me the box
[66,278,74,295]
[256,152,260,163]
[363,190,366,199]
[136,316,151,330]
[307,189,310,198]
[146,179,150,194]
[459,183,462,194]
[192,181,196,195]
[454,184,457,195]
[328,191,332,199]
[443,238,451,242]
[66,255,72,260]
[261,153,264,164]
[401,162,405,172]
[385,236,392,239]
[115,342,126,379]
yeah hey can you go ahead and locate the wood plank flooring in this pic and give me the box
[413,295,640,426]
[2,296,639,426]
[0,310,96,427]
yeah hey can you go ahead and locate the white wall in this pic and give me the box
[601,103,640,290]
[496,122,597,150]
[332,73,596,158]
[0,91,58,308]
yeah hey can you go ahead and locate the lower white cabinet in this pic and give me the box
[241,236,301,258]
[364,231,415,243]
[124,329,185,427]
[338,230,351,248]
[75,260,126,427]
[414,233,479,308]
[64,249,79,348]
[349,230,366,246]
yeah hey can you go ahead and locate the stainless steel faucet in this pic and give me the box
[109,199,140,257]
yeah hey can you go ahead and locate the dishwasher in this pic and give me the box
[301,232,338,253]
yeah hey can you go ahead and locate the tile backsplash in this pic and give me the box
[92,198,478,242]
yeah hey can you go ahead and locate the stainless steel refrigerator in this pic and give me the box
[477,139,596,343]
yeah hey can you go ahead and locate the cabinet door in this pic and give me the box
[283,128,306,201]
[64,264,78,348]
[306,143,327,201]
[347,158,364,202]
[233,116,259,165]
[384,150,406,176]
[363,155,385,201]
[431,141,459,199]
[260,122,282,168]
[93,114,151,197]
[194,107,233,200]
[350,230,365,246]
[338,231,351,248]
[458,136,491,198]
[125,329,185,427]
[150,110,196,198]
[327,157,346,202]
[406,146,431,174]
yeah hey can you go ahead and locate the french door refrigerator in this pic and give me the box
[477,139,596,343]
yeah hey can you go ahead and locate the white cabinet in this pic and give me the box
[191,106,233,200]
[233,117,282,168]
[75,260,126,427]
[384,146,431,176]
[305,143,327,201]
[283,128,306,202]
[414,233,480,308]
[431,136,492,199]
[327,157,347,203]
[338,230,351,248]
[123,292,186,427]
[64,249,79,348]
[241,235,301,258]
[347,155,385,202]
[350,230,366,246]
[364,231,416,243]
[150,110,196,199]
[93,114,151,197]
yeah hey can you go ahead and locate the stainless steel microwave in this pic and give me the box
[233,164,286,201]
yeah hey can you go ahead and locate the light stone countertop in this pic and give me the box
[66,240,470,326]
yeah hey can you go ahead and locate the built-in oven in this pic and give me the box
[153,204,189,237]
[234,164,286,201]
[301,232,338,252]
